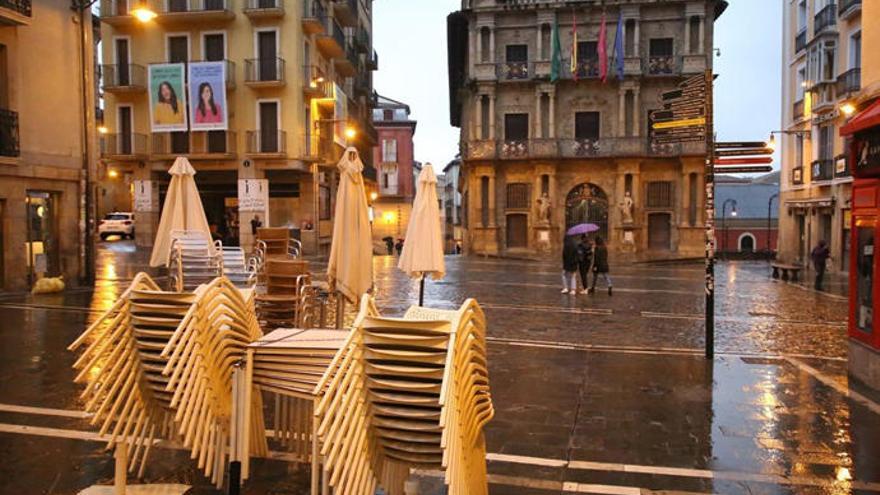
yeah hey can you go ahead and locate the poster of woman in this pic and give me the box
[148,63,188,132]
[188,62,228,131]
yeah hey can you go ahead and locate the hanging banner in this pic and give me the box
[188,62,228,131]
[333,83,349,147]
[148,63,188,132]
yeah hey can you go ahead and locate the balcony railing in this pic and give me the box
[0,108,19,157]
[152,131,236,157]
[795,29,807,53]
[101,64,147,90]
[792,166,804,185]
[246,130,287,155]
[497,61,532,80]
[499,140,529,159]
[0,0,31,19]
[244,0,284,16]
[811,159,834,181]
[301,0,325,32]
[333,0,357,26]
[461,137,708,161]
[814,3,837,35]
[367,49,378,71]
[101,132,147,159]
[838,0,861,18]
[647,55,677,76]
[837,68,860,96]
[355,26,370,53]
[244,57,285,85]
[158,0,234,18]
[303,65,332,99]
[300,132,333,162]
[793,99,804,120]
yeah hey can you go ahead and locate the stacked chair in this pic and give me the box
[68,273,267,488]
[220,245,257,288]
[255,258,311,329]
[168,230,223,291]
[256,227,301,258]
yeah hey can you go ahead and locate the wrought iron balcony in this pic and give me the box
[244,57,285,86]
[497,61,533,81]
[0,108,19,157]
[793,99,805,120]
[101,132,147,160]
[301,0,325,33]
[300,132,333,162]
[303,65,332,100]
[355,27,370,54]
[795,29,807,53]
[646,55,678,76]
[152,131,236,158]
[332,0,357,27]
[101,64,147,92]
[838,0,861,19]
[246,130,287,156]
[811,159,834,182]
[0,0,30,24]
[334,40,358,77]
[837,68,860,97]
[157,0,235,22]
[813,3,837,35]
[317,18,346,58]
[245,0,284,19]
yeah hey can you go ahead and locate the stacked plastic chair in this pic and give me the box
[168,230,223,291]
[313,295,493,495]
[255,258,311,329]
[68,273,267,488]
[220,246,257,288]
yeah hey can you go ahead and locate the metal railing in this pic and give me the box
[355,26,370,53]
[647,55,677,75]
[101,132,147,158]
[303,65,332,97]
[245,57,285,83]
[837,68,860,96]
[150,132,236,156]
[367,49,378,70]
[328,18,346,50]
[246,130,287,154]
[811,159,834,181]
[814,3,837,35]
[462,137,707,160]
[795,29,807,53]
[497,61,532,80]
[99,0,129,17]
[303,0,325,18]
[0,108,19,157]
[793,99,805,120]
[246,0,282,10]
[101,64,146,88]
[838,0,861,16]
[0,0,30,17]
[161,0,229,13]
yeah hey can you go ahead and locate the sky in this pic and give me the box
[372,0,783,171]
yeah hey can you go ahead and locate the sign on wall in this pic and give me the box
[853,129,880,178]
[238,179,269,212]
[148,63,188,132]
[133,180,157,212]
[188,62,228,131]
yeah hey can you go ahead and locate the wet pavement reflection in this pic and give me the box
[0,241,877,494]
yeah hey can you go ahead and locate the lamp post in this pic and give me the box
[767,192,779,259]
[721,198,737,258]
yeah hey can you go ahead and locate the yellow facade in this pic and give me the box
[99,0,376,253]
[862,0,878,97]
[0,0,99,290]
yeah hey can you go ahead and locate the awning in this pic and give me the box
[785,197,834,208]
[840,99,880,136]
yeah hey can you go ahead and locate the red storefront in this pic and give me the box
[842,98,880,390]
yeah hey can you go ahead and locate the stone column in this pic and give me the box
[490,28,496,63]
[548,91,556,138]
[698,16,705,54]
[535,91,543,139]
[680,170,691,227]
[684,16,691,54]
[488,94,496,140]
[633,20,640,56]
[475,26,481,64]
[537,26,543,61]
[633,87,641,137]
[488,172,497,227]
[618,88,627,137]
[475,94,483,139]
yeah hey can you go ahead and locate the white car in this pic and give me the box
[98,212,135,240]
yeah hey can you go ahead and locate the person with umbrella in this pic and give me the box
[589,236,612,296]
[561,236,579,295]
[576,235,593,294]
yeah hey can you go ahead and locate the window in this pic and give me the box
[480,27,491,62]
[575,112,600,140]
[506,44,527,62]
[795,134,804,168]
[688,173,698,226]
[480,96,490,139]
[850,31,862,69]
[480,176,490,227]
[625,19,635,56]
[646,181,673,208]
[504,113,529,141]
[541,174,549,196]
[689,16,700,54]
[818,125,833,160]
[577,41,598,61]
[319,185,331,220]
[540,24,551,60]
[797,0,806,32]
[506,183,530,209]
[381,138,397,162]
[796,65,806,100]
[649,38,673,57]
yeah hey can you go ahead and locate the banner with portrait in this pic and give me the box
[148,63,188,132]
[188,62,228,131]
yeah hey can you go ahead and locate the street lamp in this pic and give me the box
[767,129,812,151]
[721,198,738,258]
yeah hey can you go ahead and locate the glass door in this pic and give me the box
[854,217,875,337]
[25,191,59,285]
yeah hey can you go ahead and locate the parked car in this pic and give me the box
[98,212,135,240]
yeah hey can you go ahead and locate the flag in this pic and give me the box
[598,11,608,83]
[570,8,578,81]
[613,10,624,80]
[550,15,562,82]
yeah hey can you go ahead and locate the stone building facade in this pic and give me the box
[0,0,99,290]
[777,0,862,273]
[447,0,725,260]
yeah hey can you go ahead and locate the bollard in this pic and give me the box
[114,442,127,495]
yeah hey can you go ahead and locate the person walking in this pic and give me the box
[589,236,613,296]
[576,235,593,295]
[561,236,579,295]
[811,240,831,291]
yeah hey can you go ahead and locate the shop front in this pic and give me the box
[841,98,880,390]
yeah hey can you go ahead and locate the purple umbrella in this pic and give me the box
[566,223,600,236]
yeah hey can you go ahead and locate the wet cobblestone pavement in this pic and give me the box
[0,241,878,494]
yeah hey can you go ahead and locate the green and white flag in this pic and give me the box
[550,15,563,82]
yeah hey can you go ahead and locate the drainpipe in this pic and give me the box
[75,1,95,285]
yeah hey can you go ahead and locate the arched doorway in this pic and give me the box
[565,183,609,241]
[739,233,756,252]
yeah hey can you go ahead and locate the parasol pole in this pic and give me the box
[418,274,426,306]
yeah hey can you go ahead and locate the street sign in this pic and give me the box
[652,117,707,130]
[715,147,774,157]
[713,165,773,174]
[714,157,773,165]
[714,141,768,149]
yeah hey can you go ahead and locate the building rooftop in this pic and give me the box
[715,173,780,220]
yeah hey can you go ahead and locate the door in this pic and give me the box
[796,214,806,262]
[26,191,60,285]
[118,106,132,155]
[258,31,278,81]
[259,101,279,152]
[204,34,226,153]
[648,213,671,250]
[115,38,130,86]
[168,36,189,153]
[114,0,127,15]
[853,218,875,337]
[0,200,4,288]
[506,214,528,249]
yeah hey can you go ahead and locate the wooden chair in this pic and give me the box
[256,227,291,258]
[255,259,312,329]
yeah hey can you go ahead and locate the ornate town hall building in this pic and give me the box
[447,0,726,259]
